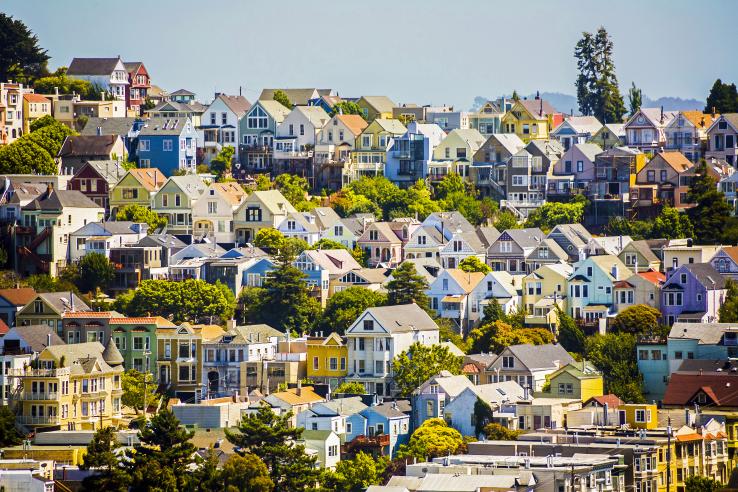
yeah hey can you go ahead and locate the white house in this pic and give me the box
[67,57,129,101]
[485,344,575,392]
[199,93,252,164]
[345,303,439,397]
[191,182,247,243]
[277,212,321,245]
[299,430,342,469]
[444,381,527,436]
[274,106,330,158]
[68,221,148,262]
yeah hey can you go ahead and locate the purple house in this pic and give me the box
[547,143,601,198]
[660,263,726,325]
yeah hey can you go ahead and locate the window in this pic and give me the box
[299,124,304,136]
[122,188,138,200]
[139,139,150,151]
[329,358,338,371]
[133,337,144,350]
[175,194,181,207]
[500,241,512,253]
[328,445,338,457]
[363,320,374,331]
[502,356,514,368]
[313,356,319,370]
[163,139,173,151]
[576,160,584,172]
[208,201,217,214]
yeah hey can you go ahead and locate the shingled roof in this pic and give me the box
[57,135,121,158]
[67,57,122,76]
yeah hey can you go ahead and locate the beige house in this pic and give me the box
[233,190,296,244]
[514,397,582,431]
[192,182,247,243]
[22,93,52,133]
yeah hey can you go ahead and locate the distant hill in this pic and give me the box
[643,96,703,112]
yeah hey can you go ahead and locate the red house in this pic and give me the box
[124,62,151,115]
[68,160,128,214]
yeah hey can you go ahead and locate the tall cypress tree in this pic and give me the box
[386,261,430,310]
[574,31,597,116]
[705,79,738,113]
[686,161,732,245]
[628,82,643,116]
[575,27,626,123]
[79,427,129,492]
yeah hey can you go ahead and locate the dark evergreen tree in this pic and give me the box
[628,82,642,116]
[574,27,626,123]
[686,161,732,244]
[556,306,585,355]
[0,406,21,447]
[79,427,129,492]
[0,13,49,83]
[705,79,738,113]
[386,261,430,309]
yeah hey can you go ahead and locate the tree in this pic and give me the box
[493,210,520,231]
[116,204,167,232]
[482,298,506,324]
[467,321,555,354]
[483,423,522,440]
[29,114,57,132]
[314,287,386,335]
[458,256,491,274]
[556,306,585,354]
[585,333,644,403]
[274,174,314,210]
[330,101,363,117]
[321,452,388,492]
[210,145,234,179]
[705,79,738,113]
[328,189,380,218]
[34,71,97,99]
[397,418,465,460]
[511,90,520,102]
[24,272,78,294]
[221,453,275,492]
[434,173,465,200]
[574,27,626,123]
[79,426,129,492]
[121,369,159,415]
[114,279,235,323]
[687,162,733,244]
[255,174,272,191]
[272,90,292,109]
[685,475,722,492]
[126,409,196,492]
[253,228,285,251]
[613,304,662,335]
[0,137,57,174]
[386,262,430,310]
[392,343,463,396]
[0,13,49,83]
[334,381,367,395]
[628,82,642,116]
[651,207,694,240]
[524,201,585,231]
[719,279,738,323]
[77,252,115,293]
[0,406,21,447]
[225,404,320,492]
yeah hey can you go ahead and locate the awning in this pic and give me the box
[442,295,463,303]
[583,305,608,312]
[534,298,557,308]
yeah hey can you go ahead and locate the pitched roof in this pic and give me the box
[555,116,603,135]
[244,190,297,215]
[335,114,369,136]
[626,240,660,264]
[138,117,191,136]
[229,324,285,343]
[584,394,624,408]
[631,108,679,128]
[102,337,124,365]
[293,106,330,127]
[446,129,487,153]
[170,89,195,97]
[371,118,407,134]
[71,221,145,236]
[124,168,166,191]
[446,269,486,293]
[77,160,127,185]
[467,381,528,405]
[258,88,320,106]
[310,397,368,417]
[209,182,247,206]
[361,304,438,333]
[361,96,396,114]
[719,246,738,265]
[80,117,139,139]
[257,99,292,121]
[663,373,738,407]
[58,135,120,158]
[34,292,90,314]
[500,344,575,371]
[600,123,625,137]
[484,133,525,155]
[216,94,252,118]
[67,57,121,75]
[24,188,101,211]
[0,287,37,306]
[364,401,407,419]
[416,371,475,398]
[667,322,738,344]
[8,325,63,352]
[23,93,50,103]
[163,175,206,198]
[680,111,718,130]
[683,263,726,289]
[301,249,361,275]
[518,98,558,118]
[656,151,694,173]
[637,270,666,286]
[571,143,603,162]
[268,386,325,406]
[311,207,342,230]
[122,61,143,73]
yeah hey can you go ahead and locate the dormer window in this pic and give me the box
[369,230,378,241]
[680,274,687,284]
[363,320,373,331]
[502,356,514,368]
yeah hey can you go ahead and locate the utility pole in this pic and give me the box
[666,416,672,492]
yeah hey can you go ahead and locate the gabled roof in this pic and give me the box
[208,182,247,206]
[254,99,292,122]
[483,133,525,155]
[214,94,252,118]
[163,175,206,199]
[123,61,144,73]
[583,394,624,408]
[548,223,592,248]
[71,221,144,237]
[370,118,407,135]
[335,114,369,136]
[24,188,101,211]
[360,96,396,114]
[67,57,122,75]
[23,93,50,103]
[339,267,390,284]
[138,117,192,136]
[663,373,738,407]
[496,344,574,371]
[679,110,719,130]
[0,287,37,307]
[311,207,342,230]
[267,386,324,406]
[597,123,625,137]
[570,143,603,162]
[549,361,601,380]
[465,380,528,405]
[300,249,361,275]
[444,269,486,293]
[495,228,545,249]
[7,324,63,353]
[243,190,297,215]
[363,401,407,419]
[58,135,120,158]
[681,263,726,289]
[554,116,603,135]
[282,211,319,234]
[170,89,195,97]
[292,106,330,127]
[518,98,557,118]
[476,226,501,249]
[718,246,738,265]
[654,151,694,173]
[624,240,660,264]
[424,211,475,236]
[310,397,367,417]
[76,160,127,185]
[32,292,90,314]
[637,270,666,286]
[124,168,166,191]
[444,129,487,154]
[627,108,679,128]
[259,88,321,106]
[359,304,438,333]
[667,322,738,344]
[415,371,475,398]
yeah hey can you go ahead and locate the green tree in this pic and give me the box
[574,27,626,122]
[126,409,196,492]
[314,286,386,335]
[524,201,585,231]
[255,174,272,191]
[397,418,465,460]
[25,271,79,294]
[237,286,267,324]
[274,173,313,209]
[434,173,465,200]
[330,101,364,117]
[613,304,662,335]
[121,369,159,415]
[493,210,520,231]
[210,145,234,179]
[79,426,129,492]
[392,343,463,396]
[34,71,97,99]
[511,90,520,102]
[0,405,21,447]
[458,256,491,273]
[29,114,57,132]
[687,162,732,244]
[0,13,49,83]
[116,204,167,232]
[685,475,722,492]
[556,306,585,354]
[628,82,643,116]
[719,279,738,323]
[225,404,320,492]
[482,298,506,324]
[253,228,285,251]
[77,252,115,293]
[585,333,644,402]
[328,188,381,218]
[321,452,388,492]
[441,191,488,225]
[483,422,522,440]
[651,206,694,240]
[221,453,275,492]
[467,321,554,354]
[705,79,738,113]
[386,261,430,309]
[0,137,57,174]
[272,90,292,109]
[334,381,367,395]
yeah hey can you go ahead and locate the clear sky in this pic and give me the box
[5,0,737,108]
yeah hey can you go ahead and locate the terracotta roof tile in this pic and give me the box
[0,318,8,335]
[657,152,694,173]
[637,270,666,286]
[720,246,738,265]
[681,111,718,130]
[584,394,624,408]
[128,168,166,191]
[0,288,37,306]
[23,93,50,103]
[336,114,369,136]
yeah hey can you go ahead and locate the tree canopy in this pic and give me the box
[121,369,159,414]
[556,306,586,354]
[0,406,21,447]
[392,343,463,396]
[524,200,586,231]
[386,261,430,309]
[483,422,522,441]
[334,381,368,395]
[77,252,115,293]
[330,101,364,117]
[210,145,234,180]
[272,90,292,109]
[0,13,49,83]
[705,79,738,113]
[574,27,626,123]
[613,304,663,336]
[467,320,555,354]
[686,162,732,244]
[79,426,129,492]
[116,204,167,232]
[0,117,75,175]
[606,206,693,240]
[321,452,388,492]
[397,418,465,460]
[493,210,521,231]
[585,332,644,403]
[314,286,386,335]
[458,256,491,273]
[628,82,643,117]
[719,279,738,323]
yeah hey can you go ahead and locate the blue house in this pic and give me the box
[241,257,275,289]
[295,396,368,444]
[412,371,474,430]
[385,121,446,188]
[359,402,410,457]
[137,116,197,176]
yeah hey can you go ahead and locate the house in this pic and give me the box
[350,119,407,180]
[310,94,342,114]
[192,182,247,243]
[662,243,721,274]
[264,384,326,419]
[22,93,51,133]
[67,160,128,213]
[469,99,506,136]
[314,114,368,190]
[306,333,348,388]
[429,129,486,182]
[57,135,127,173]
[661,263,726,325]
[233,189,296,244]
[136,233,186,267]
[238,100,291,176]
[543,361,603,401]
[383,122,446,187]
[68,221,148,262]
[629,270,665,310]
[356,96,396,122]
[624,108,678,154]
[136,116,198,175]
[547,143,601,199]
[710,246,738,280]
[705,113,738,166]
[277,212,321,245]
[297,249,362,305]
[0,287,36,327]
[522,263,572,329]
[484,343,575,392]
[358,402,410,457]
[438,229,487,269]
[403,225,445,261]
[545,224,592,263]
[664,111,718,163]
[16,186,104,275]
[273,106,330,177]
[617,240,661,273]
[515,397,582,431]
[0,82,24,144]
[551,116,603,151]
[258,88,335,107]
[444,381,527,436]
[13,340,125,430]
[15,291,89,332]
[147,99,206,128]
[202,247,270,296]
[108,168,165,217]
[67,57,129,101]
[524,238,569,272]
[412,371,475,428]
[424,109,471,131]
[299,430,342,468]
[108,315,175,375]
[296,396,368,444]
[633,151,695,211]
[587,147,645,227]
[123,61,151,114]
[567,255,632,324]
[109,243,165,292]
[151,174,207,235]
[500,97,563,143]
[318,216,363,249]
[504,140,563,214]
[357,222,404,267]
[332,268,390,294]
[471,133,525,198]
[345,303,439,397]
[589,123,626,149]
[486,228,546,274]
[199,93,251,164]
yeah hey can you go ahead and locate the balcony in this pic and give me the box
[274,149,313,159]
[19,415,60,425]
[21,392,58,401]
[8,367,70,378]
[348,434,390,448]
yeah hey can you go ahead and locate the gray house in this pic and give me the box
[486,228,545,274]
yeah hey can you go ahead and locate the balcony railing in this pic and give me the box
[19,415,60,425]
[21,392,58,400]
[8,367,70,377]
[274,150,313,159]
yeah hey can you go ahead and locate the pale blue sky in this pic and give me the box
[5,0,737,108]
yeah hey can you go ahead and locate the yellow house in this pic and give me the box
[618,403,659,430]
[306,333,348,388]
[522,264,572,328]
[13,340,124,431]
[22,93,52,133]
[501,98,561,143]
[356,96,395,122]
[545,361,604,402]
[430,129,487,181]
[109,168,166,217]
[350,118,406,177]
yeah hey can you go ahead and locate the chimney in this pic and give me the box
[47,333,52,347]
[54,87,59,96]
[296,379,302,396]
[70,291,74,311]
[239,86,242,96]
[539,97,543,117]
[660,106,664,124]
[226,319,236,331]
